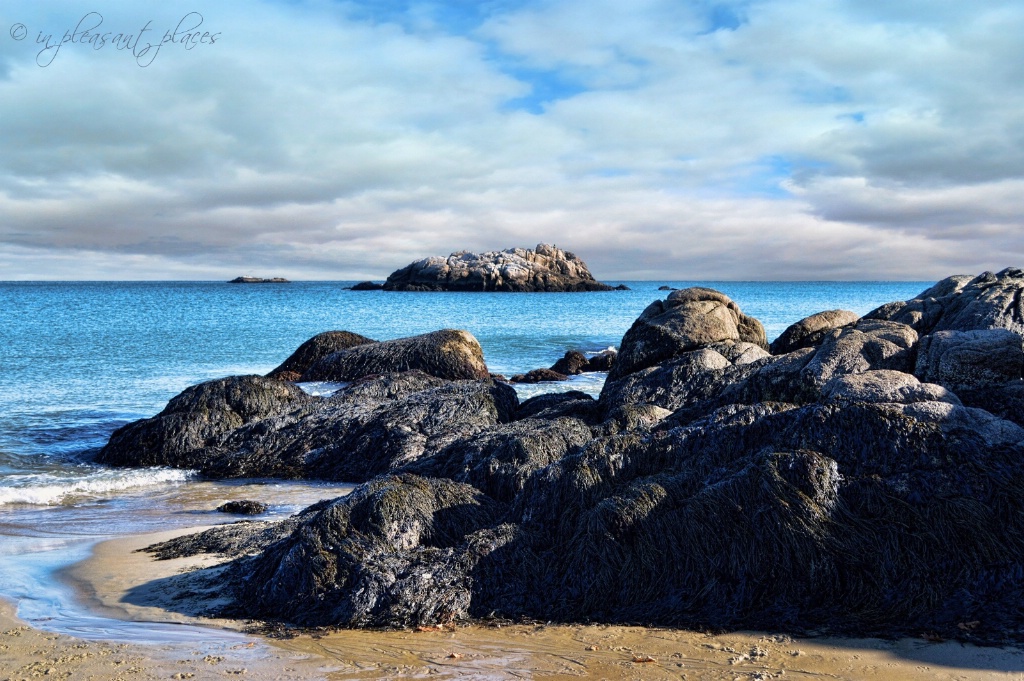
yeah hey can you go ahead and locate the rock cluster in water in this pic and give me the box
[105,268,1024,642]
[383,243,617,292]
[228,277,290,284]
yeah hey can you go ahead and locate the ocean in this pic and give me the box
[0,280,931,641]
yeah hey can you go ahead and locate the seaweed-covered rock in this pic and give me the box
[301,329,489,382]
[193,374,518,481]
[915,329,1023,391]
[405,418,594,502]
[516,391,600,422]
[236,475,507,627]
[609,288,767,383]
[867,268,1024,335]
[97,375,312,468]
[217,500,269,515]
[770,310,860,355]
[383,244,615,292]
[266,331,376,381]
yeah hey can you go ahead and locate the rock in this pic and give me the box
[235,474,507,627]
[510,369,568,383]
[217,500,269,515]
[799,319,918,389]
[97,375,312,468]
[820,370,961,405]
[658,285,678,291]
[266,331,375,381]
[585,348,617,372]
[956,381,1024,428]
[507,399,1024,632]
[612,284,631,291]
[600,347,762,413]
[301,329,489,382]
[191,374,518,481]
[914,329,1024,391]
[516,391,600,422]
[349,281,384,291]
[404,418,594,502]
[607,288,767,383]
[550,351,589,376]
[383,244,616,292]
[228,277,290,283]
[867,268,1024,335]
[770,310,860,355]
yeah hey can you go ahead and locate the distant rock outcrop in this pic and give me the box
[383,244,616,292]
[349,281,384,291]
[228,277,290,284]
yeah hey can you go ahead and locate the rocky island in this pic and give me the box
[100,268,1024,643]
[228,277,290,284]
[383,243,620,292]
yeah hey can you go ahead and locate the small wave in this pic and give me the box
[0,468,195,507]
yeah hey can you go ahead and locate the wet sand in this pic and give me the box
[10,527,1024,680]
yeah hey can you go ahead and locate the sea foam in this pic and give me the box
[0,467,194,506]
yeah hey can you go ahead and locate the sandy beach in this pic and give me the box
[0,527,1016,680]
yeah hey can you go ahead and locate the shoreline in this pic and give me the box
[13,525,1022,680]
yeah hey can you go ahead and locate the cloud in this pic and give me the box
[0,0,1021,280]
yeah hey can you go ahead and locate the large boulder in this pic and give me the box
[383,244,615,292]
[867,268,1024,335]
[301,329,489,382]
[770,309,860,355]
[266,330,376,381]
[914,328,1024,391]
[97,375,312,468]
[187,373,518,481]
[820,369,961,405]
[607,288,767,384]
[235,474,508,628]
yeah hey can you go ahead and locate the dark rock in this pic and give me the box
[383,244,617,292]
[770,309,860,355]
[600,347,764,413]
[608,288,767,383]
[191,374,518,481]
[145,516,306,561]
[516,391,599,422]
[658,285,677,291]
[550,351,589,376]
[958,381,1024,428]
[585,348,617,372]
[510,368,568,383]
[350,281,384,291]
[302,329,490,382]
[235,474,507,627]
[228,277,290,283]
[915,329,1024,391]
[217,500,268,515]
[404,418,593,502]
[97,375,312,468]
[867,268,1024,335]
[613,284,631,291]
[266,331,376,381]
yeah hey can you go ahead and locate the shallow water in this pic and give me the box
[0,279,932,641]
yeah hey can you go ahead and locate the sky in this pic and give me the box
[0,0,1022,280]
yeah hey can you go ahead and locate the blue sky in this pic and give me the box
[0,0,1022,279]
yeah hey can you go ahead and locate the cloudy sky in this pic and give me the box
[1,0,1021,280]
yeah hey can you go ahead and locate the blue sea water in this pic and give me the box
[0,280,930,637]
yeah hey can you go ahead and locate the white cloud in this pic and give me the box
[0,0,1021,280]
